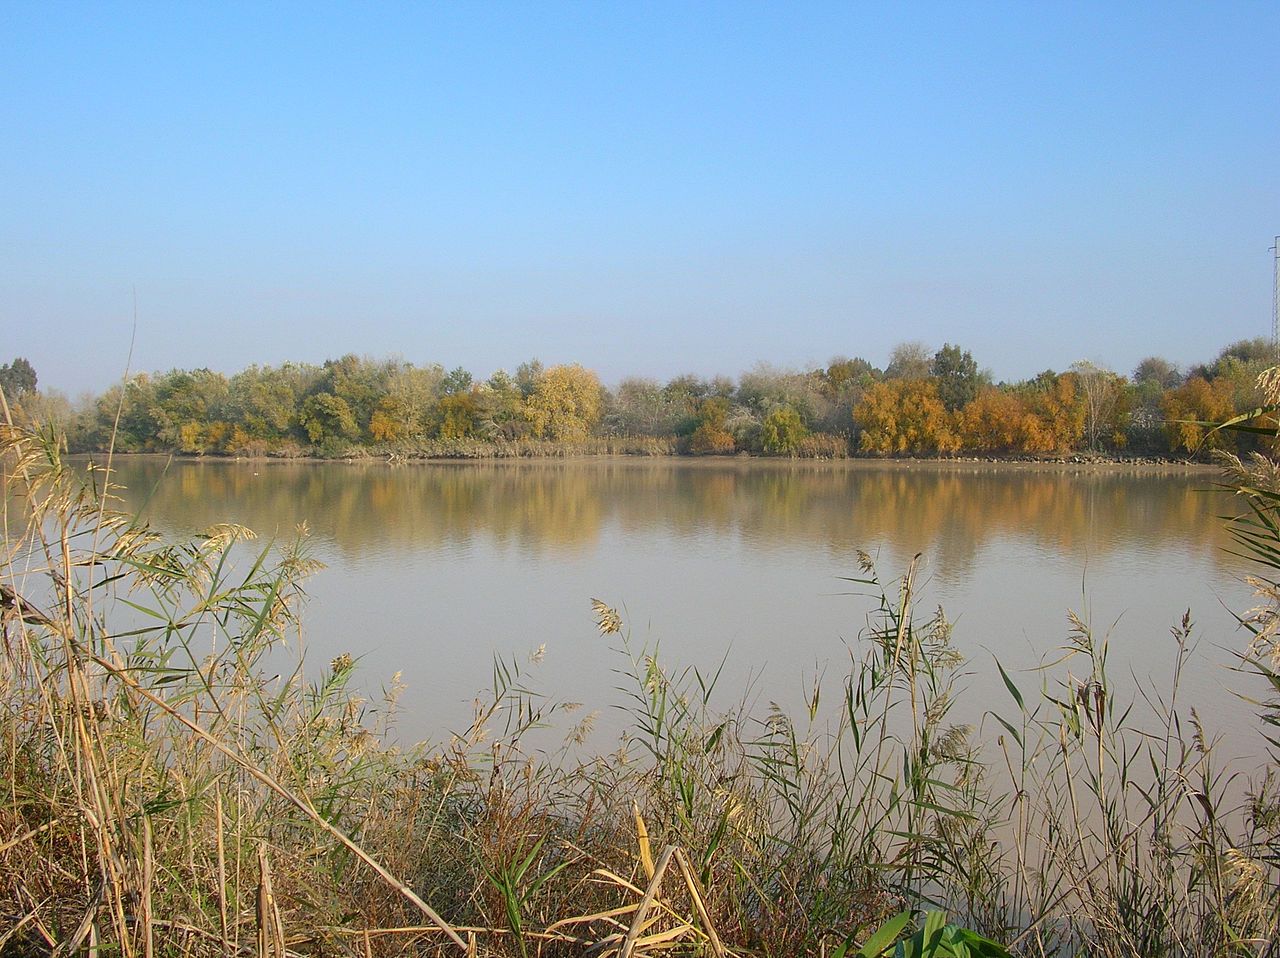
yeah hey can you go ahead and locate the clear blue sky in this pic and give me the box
[2,1,1277,394]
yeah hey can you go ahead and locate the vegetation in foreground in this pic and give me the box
[5,337,1278,461]
[1,405,1279,956]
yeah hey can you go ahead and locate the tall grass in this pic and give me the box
[1,414,1278,956]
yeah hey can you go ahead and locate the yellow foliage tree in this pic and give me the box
[1028,375,1085,453]
[1161,376,1237,452]
[689,397,735,454]
[437,392,479,440]
[369,396,415,442]
[523,364,602,441]
[177,421,204,454]
[958,388,1043,453]
[854,380,959,455]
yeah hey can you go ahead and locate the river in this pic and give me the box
[102,456,1263,758]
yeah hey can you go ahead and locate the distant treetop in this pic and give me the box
[0,357,37,398]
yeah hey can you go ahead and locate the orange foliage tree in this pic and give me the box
[689,397,735,454]
[854,380,959,455]
[957,388,1044,453]
[1026,374,1086,454]
[1161,376,1237,452]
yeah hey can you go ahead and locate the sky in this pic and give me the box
[2,1,1278,395]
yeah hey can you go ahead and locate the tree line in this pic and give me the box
[2,338,1275,458]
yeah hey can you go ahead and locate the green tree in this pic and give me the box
[480,369,532,439]
[1132,356,1182,390]
[0,357,37,398]
[515,359,545,398]
[1130,356,1183,447]
[1213,337,1274,372]
[83,373,178,451]
[146,368,231,452]
[760,405,808,455]
[931,343,986,412]
[737,363,820,421]
[441,366,474,395]
[299,392,360,445]
[318,355,395,438]
[228,363,314,445]
[660,374,714,435]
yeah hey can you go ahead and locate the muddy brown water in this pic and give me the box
[98,456,1263,759]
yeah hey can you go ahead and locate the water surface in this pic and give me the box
[104,457,1261,755]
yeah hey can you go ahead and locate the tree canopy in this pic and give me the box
[28,338,1278,461]
[0,357,37,398]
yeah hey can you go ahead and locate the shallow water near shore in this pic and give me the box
[100,455,1262,758]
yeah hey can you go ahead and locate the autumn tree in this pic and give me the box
[958,388,1045,453]
[854,379,959,455]
[825,356,878,390]
[148,368,231,452]
[1161,376,1237,453]
[523,364,602,441]
[369,363,444,442]
[1022,372,1085,454]
[689,396,735,454]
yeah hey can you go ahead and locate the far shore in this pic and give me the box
[73,449,1222,475]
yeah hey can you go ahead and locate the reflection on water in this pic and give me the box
[98,457,1258,754]
[110,458,1233,575]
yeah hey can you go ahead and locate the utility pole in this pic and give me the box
[1273,236,1280,358]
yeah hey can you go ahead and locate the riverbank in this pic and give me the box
[80,446,1220,475]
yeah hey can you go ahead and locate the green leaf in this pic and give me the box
[986,711,1024,749]
[921,911,946,955]
[954,927,1011,957]
[704,721,726,751]
[857,910,912,957]
[995,659,1024,710]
